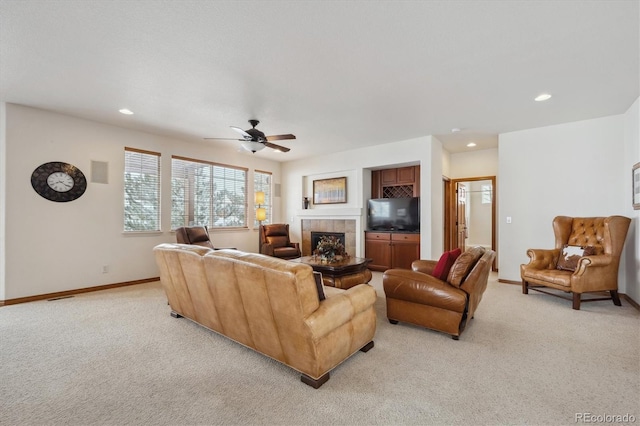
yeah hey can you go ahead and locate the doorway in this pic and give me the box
[444,176,496,271]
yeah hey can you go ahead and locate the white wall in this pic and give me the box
[282,136,442,260]
[448,148,499,262]
[498,114,630,290]
[1,104,281,300]
[0,102,6,300]
[448,148,498,179]
[623,97,639,301]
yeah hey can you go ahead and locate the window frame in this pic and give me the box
[171,155,248,230]
[123,147,161,232]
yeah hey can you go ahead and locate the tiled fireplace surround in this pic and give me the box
[301,219,357,257]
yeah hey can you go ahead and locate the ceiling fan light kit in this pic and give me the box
[205,119,295,153]
[242,141,266,153]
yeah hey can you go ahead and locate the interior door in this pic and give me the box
[456,183,467,252]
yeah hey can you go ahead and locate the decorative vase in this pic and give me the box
[320,251,335,263]
[303,197,310,209]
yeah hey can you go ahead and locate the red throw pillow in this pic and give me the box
[432,248,462,281]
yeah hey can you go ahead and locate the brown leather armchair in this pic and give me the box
[176,226,214,249]
[521,216,631,310]
[260,223,301,259]
[383,246,495,340]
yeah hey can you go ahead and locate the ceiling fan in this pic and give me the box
[205,119,296,153]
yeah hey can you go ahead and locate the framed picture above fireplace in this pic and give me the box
[313,177,347,204]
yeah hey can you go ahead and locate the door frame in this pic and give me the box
[444,175,497,271]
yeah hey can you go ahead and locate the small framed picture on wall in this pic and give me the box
[633,162,640,210]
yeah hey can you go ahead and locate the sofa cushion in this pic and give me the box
[556,245,598,272]
[432,248,461,281]
[447,246,484,288]
[313,271,326,301]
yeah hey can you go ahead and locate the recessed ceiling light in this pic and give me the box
[467,142,476,147]
[451,128,461,133]
[534,93,552,102]
[119,108,134,115]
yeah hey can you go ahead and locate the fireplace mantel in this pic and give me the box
[297,208,363,217]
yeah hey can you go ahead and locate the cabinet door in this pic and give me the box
[397,166,415,184]
[391,233,420,269]
[365,232,391,271]
[381,169,397,185]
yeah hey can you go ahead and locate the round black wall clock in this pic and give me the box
[31,162,87,202]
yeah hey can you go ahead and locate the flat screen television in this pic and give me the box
[367,197,420,231]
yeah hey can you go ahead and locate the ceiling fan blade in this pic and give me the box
[231,126,252,139]
[265,142,291,152]
[266,134,296,142]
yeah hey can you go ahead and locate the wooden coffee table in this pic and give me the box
[290,256,373,290]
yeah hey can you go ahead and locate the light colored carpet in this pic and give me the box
[1,272,638,426]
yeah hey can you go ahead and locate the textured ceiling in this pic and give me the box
[1,0,638,161]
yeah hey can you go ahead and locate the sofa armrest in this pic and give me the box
[383,269,466,312]
[290,242,300,250]
[523,248,559,270]
[574,254,612,276]
[305,284,376,340]
[412,259,437,275]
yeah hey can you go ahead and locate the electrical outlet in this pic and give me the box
[102,265,109,274]
[506,216,512,224]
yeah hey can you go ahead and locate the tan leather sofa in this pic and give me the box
[521,216,631,310]
[153,243,377,388]
[383,246,495,339]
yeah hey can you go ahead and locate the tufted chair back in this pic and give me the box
[553,216,626,257]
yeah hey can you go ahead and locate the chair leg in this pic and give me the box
[522,279,529,295]
[360,341,374,352]
[572,293,581,310]
[301,372,330,389]
[611,290,622,306]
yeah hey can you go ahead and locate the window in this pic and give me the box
[254,170,272,227]
[481,184,492,204]
[124,148,161,231]
[171,156,247,229]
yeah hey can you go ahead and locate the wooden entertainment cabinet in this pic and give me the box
[365,231,420,271]
[366,165,421,271]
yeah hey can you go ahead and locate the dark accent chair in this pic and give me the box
[260,223,301,259]
[175,226,215,249]
[521,216,631,310]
